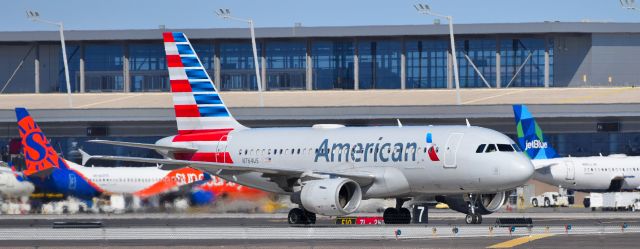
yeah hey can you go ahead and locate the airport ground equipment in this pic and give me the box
[530,192,569,207]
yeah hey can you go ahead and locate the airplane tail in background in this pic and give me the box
[163,32,246,135]
[512,104,559,160]
[15,108,69,176]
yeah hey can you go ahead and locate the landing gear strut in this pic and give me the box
[383,198,412,224]
[288,208,316,225]
[465,194,483,224]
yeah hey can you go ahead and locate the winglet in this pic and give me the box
[396,119,403,127]
[465,119,471,127]
[79,149,92,166]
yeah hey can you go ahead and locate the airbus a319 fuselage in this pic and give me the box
[157,125,533,196]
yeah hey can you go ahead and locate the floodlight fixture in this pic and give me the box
[26,10,73,107]
[414,4,461,105]
[214,8,263,106]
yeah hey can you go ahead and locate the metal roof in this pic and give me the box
[1,22,640,42]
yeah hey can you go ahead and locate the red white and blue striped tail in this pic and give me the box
[163,32,246,135]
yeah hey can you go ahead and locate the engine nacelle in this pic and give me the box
[437,192,507,215]
[300,178,362,216]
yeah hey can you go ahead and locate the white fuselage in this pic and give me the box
[66,160,205,194]
[533,155,640,191]
[158,125,535,198]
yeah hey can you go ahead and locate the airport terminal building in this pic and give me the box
[1,22,640,163]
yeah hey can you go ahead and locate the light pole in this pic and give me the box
[27,10,73,107]
[414,4,461,105]
[621,0,638,10]
[215,9,264,106]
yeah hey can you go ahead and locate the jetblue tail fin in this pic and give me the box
[162,32,246,135]
[512,104,559,159]
[15,108,69,176]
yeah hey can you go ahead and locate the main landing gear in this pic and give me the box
[465,194,483,224]
[383,198,412,224]
[288,207,316,225]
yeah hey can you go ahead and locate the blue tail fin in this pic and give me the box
[512,104,558,159]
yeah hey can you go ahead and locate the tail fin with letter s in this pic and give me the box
[163,32,246,135]
[512,104,558,159]
[15,107,69,177]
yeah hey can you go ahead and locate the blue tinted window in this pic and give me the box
[456,39,497,88]
[219,41,262,91]
[85,44,124,92]
[358,40,401,89]
[265,40,306,90]
[312,40,354,90]
[500,38,546,87]
[406,40,448,89]
[129,43,168,92]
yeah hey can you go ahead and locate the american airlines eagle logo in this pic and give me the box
[426,132,440,161]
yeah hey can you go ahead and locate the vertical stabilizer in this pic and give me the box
[15,108,69,176]
[512,104,559,159]
[163,32,246,135]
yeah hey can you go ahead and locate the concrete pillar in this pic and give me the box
[123,42,130,92]
[79,43,85,93]
[400,37,406,90]
[354,37,359,90]
[496,38,501,88]
[214,40,221,90]
[544,37,550,88]
[306,39,313,90]
[447,49,453,89]
[261,41,267,91]
[34,44,40,93]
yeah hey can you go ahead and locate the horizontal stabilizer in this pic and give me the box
[88,140,197,153]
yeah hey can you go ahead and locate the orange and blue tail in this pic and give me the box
[16,108,69,177]
[163,32,246,135]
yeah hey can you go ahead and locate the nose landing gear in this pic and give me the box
[465,194,483,224]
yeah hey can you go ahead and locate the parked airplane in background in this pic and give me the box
[87,32,534,225]
[0,163,34,200]
[15,107,216,202]
[513,104,640,192]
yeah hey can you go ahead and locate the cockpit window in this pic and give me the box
[512,143,522,152]
[485,144,497,153]
[476,144,486,153]
[497,144,515,152]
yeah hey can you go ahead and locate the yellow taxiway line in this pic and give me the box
[487,234,555,248]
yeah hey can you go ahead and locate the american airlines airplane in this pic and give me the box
[87,32,534,225]
[513,104,640,192]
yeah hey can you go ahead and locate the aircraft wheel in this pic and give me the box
[475,214,483,224]
[288,208,306,224]
[532,199,538,207]
[399,207,411,224]
[465,214,475,224]
[304,210,316,224]
[383,208,398,224]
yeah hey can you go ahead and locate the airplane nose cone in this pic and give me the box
[507,154,535,187]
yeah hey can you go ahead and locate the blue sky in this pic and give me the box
[2,0,638,31]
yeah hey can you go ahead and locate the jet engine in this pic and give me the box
[299,178,362,216]
[436,192,507,215]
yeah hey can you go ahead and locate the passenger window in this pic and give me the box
[497,144,514,152]
[511,144,522,152]
[485,144,497,153]
[476,144,486,153]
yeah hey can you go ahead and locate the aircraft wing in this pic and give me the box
[83,154,375,186]
[88,140,197,153]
